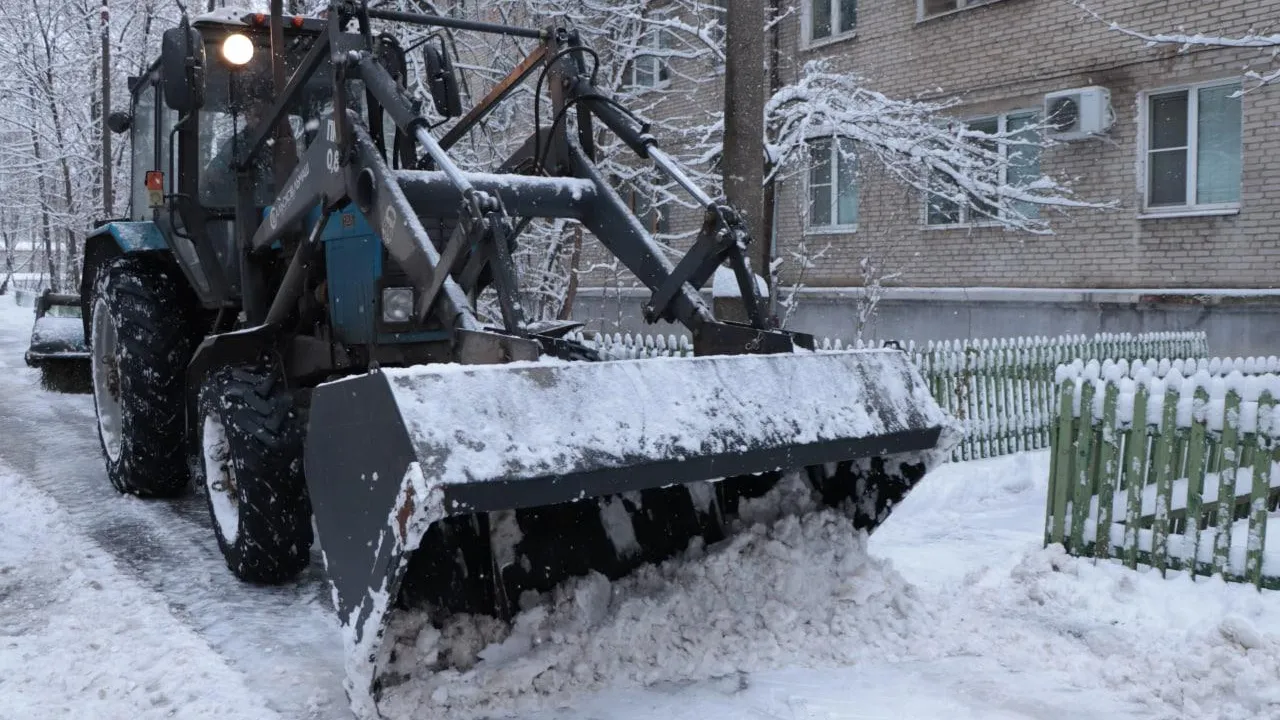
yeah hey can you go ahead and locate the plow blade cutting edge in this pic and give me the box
[304,348,960,715]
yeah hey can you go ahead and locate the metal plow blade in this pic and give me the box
[303,349,959,716]
[24,292,90,393]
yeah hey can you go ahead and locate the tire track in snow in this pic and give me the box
[0,463,286,719]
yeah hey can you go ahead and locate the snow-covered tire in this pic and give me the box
[90,255,196,497]
[193,365,312,584]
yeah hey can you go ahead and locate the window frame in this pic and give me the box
[916,0,1003,22]
[1136,77,1243,217]
[628,188,670,237]
[129,77,160,222]
[804,135,859,235]
[802,0,857,48]
[628,20,673,91]
[923,108,1041,229]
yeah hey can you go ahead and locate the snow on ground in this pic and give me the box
[876,453,1280,720]
[0,293,346,720]
[0,291,1277,720]
[0,465,282,720]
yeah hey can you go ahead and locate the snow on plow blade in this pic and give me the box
[304,348,958,714]
[24,292,90,393]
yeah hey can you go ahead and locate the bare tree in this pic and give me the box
[1069,1,1280,90]
[0,210,15,295]
[0,0,175,292]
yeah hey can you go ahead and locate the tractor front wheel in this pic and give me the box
[194,365,312,584]
[90,255,195,497]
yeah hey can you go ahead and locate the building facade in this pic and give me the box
[576,0,1280,355]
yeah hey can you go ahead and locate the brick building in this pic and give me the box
[575,0,1280,355]
[772,0,1277,289]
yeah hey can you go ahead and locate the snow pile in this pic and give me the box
[373,449,1280,720]
[878,451,1280,720]
[376,474,930,719]
[983,546,1280,719]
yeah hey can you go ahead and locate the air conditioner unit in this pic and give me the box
[1043,87,1113,140]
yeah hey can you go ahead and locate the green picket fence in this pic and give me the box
[567,329,1209,462]
[1046,361,1280,590]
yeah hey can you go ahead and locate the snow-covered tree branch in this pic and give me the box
[0,0,183,293]
[765,61,1111,237]
[376,0,730,323]
[1068,0,1280,89]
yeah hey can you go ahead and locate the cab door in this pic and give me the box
[126,70,216,301]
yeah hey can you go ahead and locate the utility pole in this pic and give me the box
[722,0,769,297]
[761,0,781,317]
[101,0,112,217]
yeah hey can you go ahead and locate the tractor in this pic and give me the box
[39,2,957,716]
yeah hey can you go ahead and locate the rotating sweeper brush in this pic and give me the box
[24,290,91,393]
[47,3,960,717]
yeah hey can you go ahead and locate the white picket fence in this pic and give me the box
[567,329,1210,461]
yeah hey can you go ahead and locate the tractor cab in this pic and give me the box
[106,9,348,306]
[185,11,343,209]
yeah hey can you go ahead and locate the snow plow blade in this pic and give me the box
[24,290,90,393]
[304,348,958,714]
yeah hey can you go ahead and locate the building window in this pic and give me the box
[807,137,858,230]
[708,0,727,44]
[630,190,670,236]
[918,0,1001,20]
[629,24,672,89]
[1142,80,1242,212]
[926,110,1041,227]
[806,0,856,44]
[707,0,728,67]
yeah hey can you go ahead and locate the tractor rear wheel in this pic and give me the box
[193,365,312,584]
[90,255,196,497]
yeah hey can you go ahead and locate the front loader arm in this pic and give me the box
[249,9,804,357]
[537,31,776,337]
[334,17,789,350]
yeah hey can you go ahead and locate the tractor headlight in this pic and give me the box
[222,33,255,67]
[381,287,414,324]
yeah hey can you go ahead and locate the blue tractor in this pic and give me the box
[37,3,955,715]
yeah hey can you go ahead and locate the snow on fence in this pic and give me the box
[567,329,1209,461]
[565,330,694,359]
[1057,356,1280,380]
[1046,361,1280,590]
